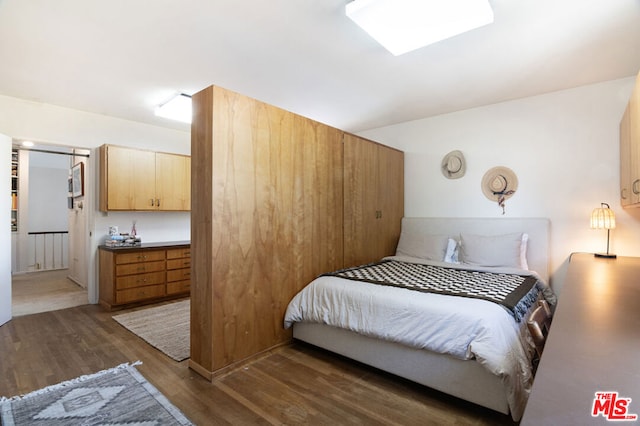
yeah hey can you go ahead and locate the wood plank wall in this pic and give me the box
[190,86,344,377]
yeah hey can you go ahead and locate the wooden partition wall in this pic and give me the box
[189,85,404,379]
[190,86,346,378]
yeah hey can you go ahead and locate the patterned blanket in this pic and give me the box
[323,260,540,322]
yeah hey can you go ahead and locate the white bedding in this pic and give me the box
[284,255,555,420]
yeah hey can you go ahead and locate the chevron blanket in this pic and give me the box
[323,260,540,322]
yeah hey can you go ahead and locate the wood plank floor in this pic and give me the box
[12,269,87,316]
[0,305,517,425]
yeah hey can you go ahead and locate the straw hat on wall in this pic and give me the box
[441,150,466,179]
[481,166,518,214]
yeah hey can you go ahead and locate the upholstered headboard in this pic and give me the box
[400,217,551,283]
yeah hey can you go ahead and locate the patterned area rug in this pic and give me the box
[0,362,192,425]
[113,300,190,361]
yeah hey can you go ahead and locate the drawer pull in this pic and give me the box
[183,261,191,267]
[633,179,640,195]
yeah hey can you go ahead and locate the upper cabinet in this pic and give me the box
[99,144,190,211]
[621,71,640,208]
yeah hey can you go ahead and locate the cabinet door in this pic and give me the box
[621,104,632,207]
[377,143,404,259]
[155,153,191,211]
[343,134,403,267]
[104,146,156,210]
[344,134,380,267]
[631,74,640,206]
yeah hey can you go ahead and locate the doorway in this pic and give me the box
[10,141,91,316]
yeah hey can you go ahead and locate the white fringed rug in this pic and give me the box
[112,300,190,361]
[0,362,192,425]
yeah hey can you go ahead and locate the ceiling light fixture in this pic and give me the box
[345,0,494,56]
[155,93,192,123]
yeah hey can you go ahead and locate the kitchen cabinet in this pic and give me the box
[98,242,190,310]
[343,133,404,267]
[99,144,190,211]
[166,247,191,295]
[620,70,640,208]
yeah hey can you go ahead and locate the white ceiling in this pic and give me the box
[0,0,639,134]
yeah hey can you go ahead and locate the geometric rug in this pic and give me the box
[0,362,193,425]
[112,300,190,362]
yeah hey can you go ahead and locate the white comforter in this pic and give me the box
[284,256,554,420]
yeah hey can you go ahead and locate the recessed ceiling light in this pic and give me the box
[154,93,192,124]
[21,141,34,147]
[346,0,494,56]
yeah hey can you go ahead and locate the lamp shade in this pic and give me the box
[590,203,616,230]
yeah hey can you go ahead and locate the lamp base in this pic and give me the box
[594,253,617,259]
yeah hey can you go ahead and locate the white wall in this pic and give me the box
[0,95,190,303]
[0,135,12,325]
[28,152,69,232]
[359,77,640,296]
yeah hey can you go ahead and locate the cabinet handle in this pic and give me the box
[183,261,191,267]
[633,180,640,195]
[157,199,160,207]
[150,199,155,206]
[622,188,628,199]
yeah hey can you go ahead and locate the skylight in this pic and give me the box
[346,0,494,56]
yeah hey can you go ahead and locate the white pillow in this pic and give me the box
[459,232,528,269]
[444,238,459,263]
[395,232,451,261]
[520,233,529,270]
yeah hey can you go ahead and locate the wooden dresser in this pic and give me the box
[99,241,190,310]
[521,253,640,424]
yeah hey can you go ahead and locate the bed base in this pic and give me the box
[293,322,510,416]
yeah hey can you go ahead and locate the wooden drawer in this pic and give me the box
[116,271,165,290]
[115,250,165,264]
[167,248,191,259]
[167,268,190,282]
[167,258,191,270]
[167,280,190,295]
[116,283,165,304]
[116,260,165,276]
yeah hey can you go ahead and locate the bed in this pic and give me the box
[284,217,556,421]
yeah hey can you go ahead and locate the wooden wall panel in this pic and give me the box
[189,86,215,378]
[191,86,344,375]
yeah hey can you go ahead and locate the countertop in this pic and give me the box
[99,240,190,251]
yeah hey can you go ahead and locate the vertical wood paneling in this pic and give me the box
[191,86,344,375]
[343,134,404,267]
[377,144,404,258]
[343,133,378,267]
[189,87,215,377]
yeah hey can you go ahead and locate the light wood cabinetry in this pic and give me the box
[166,247,191,295]
[189,85,403,381]
[343,133,404,267]
[99,144,190,211]
[99,243,190,310]
[620,71,640,208]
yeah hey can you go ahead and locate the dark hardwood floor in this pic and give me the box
[0,304,516,425]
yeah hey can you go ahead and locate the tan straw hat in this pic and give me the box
[481,166,518,213]
[441,150,466,179]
